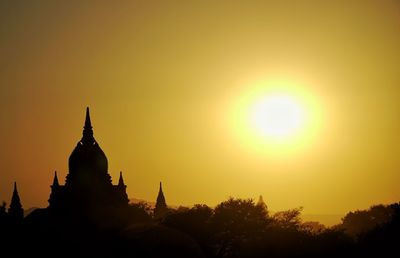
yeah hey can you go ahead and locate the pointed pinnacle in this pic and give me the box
[53,171,59,186]
[118,171,125,186]
[85,107,92,129]
[82,107,95,144]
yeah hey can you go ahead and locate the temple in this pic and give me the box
[48,107,129,216]
[15,108,168,227]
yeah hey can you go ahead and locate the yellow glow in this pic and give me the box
[229,77,323,155]
[249,94,305,139]
[3,1,400,225]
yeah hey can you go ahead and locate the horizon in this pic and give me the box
[1,1,400,228]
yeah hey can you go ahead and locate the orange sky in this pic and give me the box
[1,1,400,225]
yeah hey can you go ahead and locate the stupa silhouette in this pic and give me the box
[48,107,129,216]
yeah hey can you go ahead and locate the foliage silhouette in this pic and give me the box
[339,204,393,238]
[1,194,400,257]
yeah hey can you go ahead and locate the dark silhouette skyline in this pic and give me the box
[1,2,400,257]
[2,1,400,223]
[0,108,399,258]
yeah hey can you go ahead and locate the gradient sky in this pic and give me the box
[1,1,400,225]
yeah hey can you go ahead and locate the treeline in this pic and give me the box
[154,198,400,257]
[0,198,399,258]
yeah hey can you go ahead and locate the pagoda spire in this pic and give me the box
[257,195,264,206]
[81,107,95,144]
[52,171,59,187]
[154,181,168,219]
[9,182,24,221]
[118,171,125,186]
[157,182,165,204]
[85,106,92,129]
[256,195,268,214]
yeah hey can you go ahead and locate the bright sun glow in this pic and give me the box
[249,94,305,139]
[228,77,323,155]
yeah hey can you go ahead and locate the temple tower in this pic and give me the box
[154,182,168,220]
[9,182,24,221]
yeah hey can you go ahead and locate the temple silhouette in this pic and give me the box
[7,107,170,227]
[0,108,211,258]
[48,108,129,216]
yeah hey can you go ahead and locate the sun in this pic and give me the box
[249,94,305,139]
[227,77,323,155]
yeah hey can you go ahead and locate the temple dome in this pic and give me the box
[68,140,108,175]
[67,108,109,187]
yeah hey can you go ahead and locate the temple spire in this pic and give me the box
[256,195,268,214]
[52,171,59,187]
[157,182,165,204]
[85,106,92,129]
[118,171,125,186]
[257,195,264,206]
[81,107,95,144]
[154,181,168,220]
[9,182,24,221]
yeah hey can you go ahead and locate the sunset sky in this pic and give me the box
[1,1,400,225]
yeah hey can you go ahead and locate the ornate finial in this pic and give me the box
[53,171,59,187]
[13,181,17,192]
[118,171,125,186]
[159,181,162,191]
[81,107,95,144]
[85,107,92,129]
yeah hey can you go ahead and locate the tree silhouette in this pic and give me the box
[340,204,393,238]
[301,221,327,235]
[163,204,214,256]
[271,207,303,230]
[211,197,269,257]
